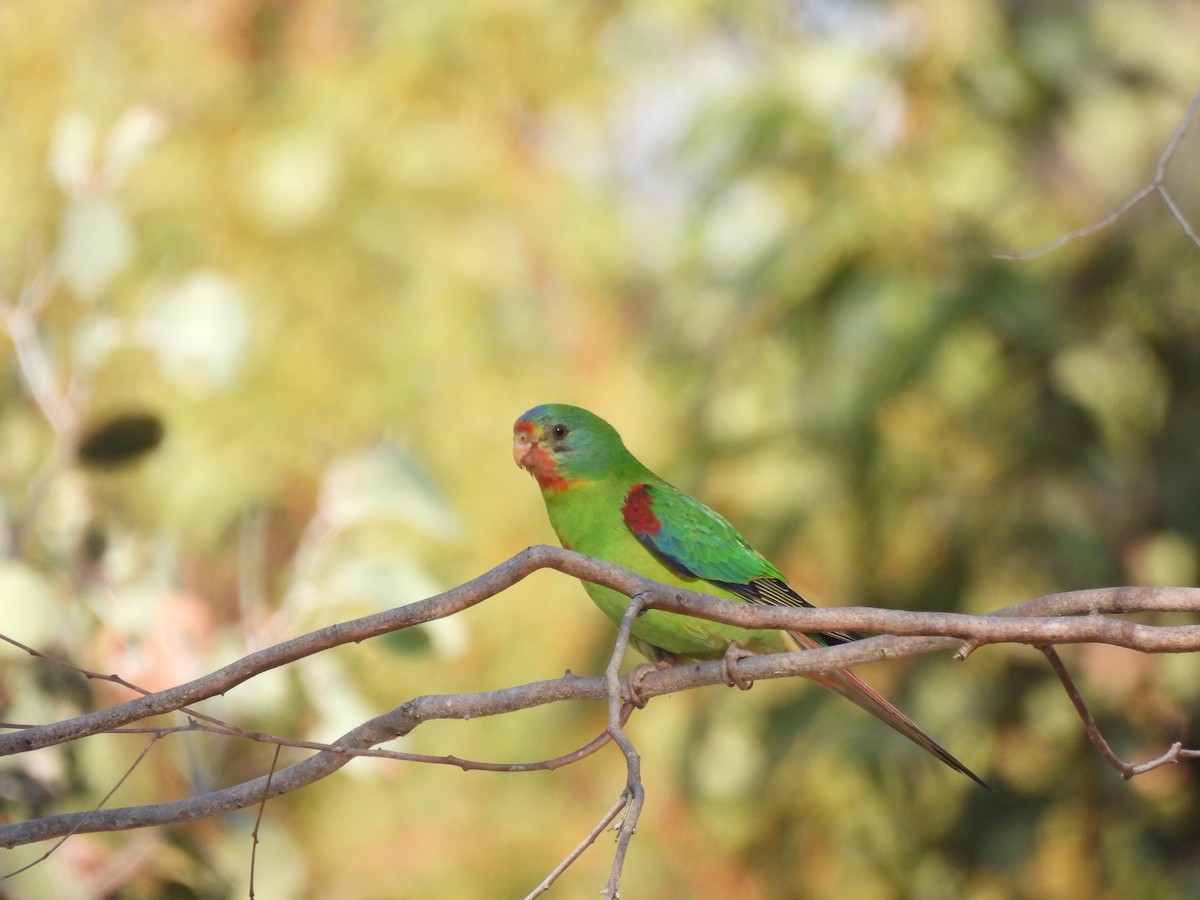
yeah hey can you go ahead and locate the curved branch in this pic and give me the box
[0,636,947,847]
[0,548,1197,850]
[996,85,1200,259]
[3,548,1199,761]
[0,636,1030,848]
[0,544,575,756]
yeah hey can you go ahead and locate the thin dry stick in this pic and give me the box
[0,632,258,737]
[524,797,627,900]
[0,642,963,848]
[249,744,282,899]
[601,593,650,900]
[996,85,1200,260]
[0,624,1150,851]
[188,707,632,772]
[1039,646,1200,778]
[0,734,164,881]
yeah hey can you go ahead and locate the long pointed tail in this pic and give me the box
[789,631,989,789]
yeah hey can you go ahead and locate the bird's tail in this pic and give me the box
[788,630,989,789]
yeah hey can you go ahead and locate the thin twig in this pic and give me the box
[996,85,1200,260]
[524,797,627,900]
[0,631,616,777]
[0,267,70,431]
[249,744,282,899]
[0,632,263,736]
[0,734,163,881]
[601,593,649,899]
[183,709,632,773]
[1040,645,1200,778]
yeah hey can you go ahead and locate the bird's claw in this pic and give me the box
[626,659,672,708]
[722,641,753,691]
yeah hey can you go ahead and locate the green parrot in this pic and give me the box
[513,403,985,787]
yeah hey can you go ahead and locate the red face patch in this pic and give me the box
[621,483,661,535]
[514,421,574,492]
[524,443,572,491]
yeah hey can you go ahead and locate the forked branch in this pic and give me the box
[0,547,1196,897]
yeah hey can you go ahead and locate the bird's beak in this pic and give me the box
[513,426,537,469]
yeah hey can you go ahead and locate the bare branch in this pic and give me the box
[248,745,282,899]
[188,707,632,773]
[525,797,627,900]
[0,669,603,847]
[996,85,1200,259]
[1,734,163,880]
[602,593,650,898]
[0,545,578,757]
[0,637,1006,848]
[5,550,1198,762]
[1040,646,1200,778]
[0,547,1195,862]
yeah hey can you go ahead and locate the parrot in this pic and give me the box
[513,403,986,787]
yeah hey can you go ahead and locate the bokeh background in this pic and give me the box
[2,1,1200,897]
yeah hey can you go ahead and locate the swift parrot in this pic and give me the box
[513,403,985,787]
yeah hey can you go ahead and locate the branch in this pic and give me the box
[1041,645,1200,778]
[0,544,578,757]
[4,547,1195,763]
[0,636,958,848]
[248,745,281,899]
[524,797,627,900]
[996,85,1200,259]
[0,548,1196,855]
[601,591,649,898]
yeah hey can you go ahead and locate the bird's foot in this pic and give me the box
[722,641,754,691]
[626,659,673,708]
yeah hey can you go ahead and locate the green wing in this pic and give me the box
[621,480,859,645]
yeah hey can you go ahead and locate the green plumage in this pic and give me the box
[545,477,794,659]
[513,403,986,786]
[516,404,792,659]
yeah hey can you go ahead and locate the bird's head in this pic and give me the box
[513,404,632,490]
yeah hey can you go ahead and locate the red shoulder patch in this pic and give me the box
[621,483,661,535]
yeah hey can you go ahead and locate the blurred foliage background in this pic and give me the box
[1,0,1200,897]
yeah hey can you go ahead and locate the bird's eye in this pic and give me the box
[552,424,569,439]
